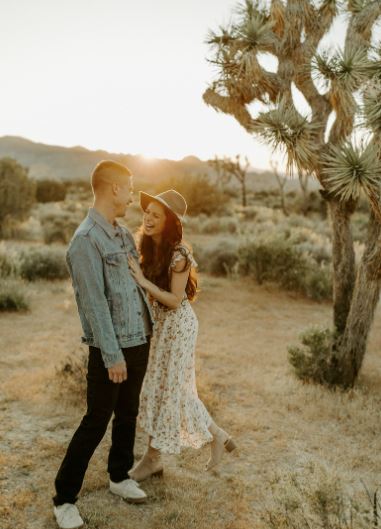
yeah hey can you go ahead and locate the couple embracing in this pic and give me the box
[52,160,236,529]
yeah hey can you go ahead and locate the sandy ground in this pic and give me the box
[1,275,381,528]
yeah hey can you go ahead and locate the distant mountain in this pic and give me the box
[0,135,308,191]
[0,136,210,182]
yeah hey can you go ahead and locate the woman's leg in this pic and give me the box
[206,418,236,471]
[147,436,161,457]
[128,436,163,482]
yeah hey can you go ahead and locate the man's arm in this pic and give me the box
[67,234,127,382]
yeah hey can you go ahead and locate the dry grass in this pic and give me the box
[1,273,381,528]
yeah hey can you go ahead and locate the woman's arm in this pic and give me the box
[128,255,189,309]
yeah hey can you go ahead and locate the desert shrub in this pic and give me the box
[18,246,69,281]
[209,243,240,276]
[182,214,209,234]
[0,247,19,278]
[0,252,14,278]
[1,215,42,241]
[36,179,66,203]
[301,266,332,301]
[194,239,239,276]
[40,211,78,244]
[288,327,333,384]
[284,213,331,238]
[286,189,327,217]
[0,280,29,312]
[303,190,327,217]
[239,238,332,301]
[64,179,92,193]
[200,216,238,234]
[64,179,93,205]
[0,157,36,236]
[55,350,88,402]
[262,462,373,529]
[239,238,308,288]
[241,204,283,225]
[284,226,332,266]
[155,173,230,216]
[251,188,328,217]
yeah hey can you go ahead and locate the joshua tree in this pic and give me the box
[209,154,250,206]
[204,0,381,388]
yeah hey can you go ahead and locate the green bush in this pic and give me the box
[239,238,308,287]
[0,248,18,278]
[209,244,239,277]
[288,327,333,384]
[0,158,36,236]
[238,238,332,301]
[301,266,332,301]
[200,216,238,234]
[40,212,78,244]
[0,280,29,312]
[194,240,239,277]
[36,179,67,203]
[19,246,69,281]
[64,179,92,193]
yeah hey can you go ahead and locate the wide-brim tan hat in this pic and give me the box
[140,189,187,237]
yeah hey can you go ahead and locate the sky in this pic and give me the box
[1,0,378,169]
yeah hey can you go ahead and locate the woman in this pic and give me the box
[127,189,236,481]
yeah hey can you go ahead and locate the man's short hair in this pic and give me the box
[91,160,132,192]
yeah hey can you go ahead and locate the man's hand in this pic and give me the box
[108,361,127,383]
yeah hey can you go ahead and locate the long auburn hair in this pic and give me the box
[137,206,197,302]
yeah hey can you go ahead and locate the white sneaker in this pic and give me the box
[109,478,147,503]
[53,503,84,529]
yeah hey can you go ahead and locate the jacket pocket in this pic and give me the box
[107,294,126,335]
[105,252,124,266]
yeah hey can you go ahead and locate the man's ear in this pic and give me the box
[111,182,119,195]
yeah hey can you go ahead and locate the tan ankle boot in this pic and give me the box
[129,451,163,482]
[206,425,236,471]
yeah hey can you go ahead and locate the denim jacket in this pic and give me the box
[66,207,154,368]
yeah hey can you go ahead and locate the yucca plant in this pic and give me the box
[204,0,381,388]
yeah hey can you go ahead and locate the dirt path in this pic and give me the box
[1,276,381,528]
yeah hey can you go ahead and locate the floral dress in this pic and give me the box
[137,245,213,454]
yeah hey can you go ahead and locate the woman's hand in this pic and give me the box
[128,255,148,288]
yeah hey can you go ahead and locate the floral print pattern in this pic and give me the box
[137,246,213,454]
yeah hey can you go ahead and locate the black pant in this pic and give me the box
[53,340,150,506]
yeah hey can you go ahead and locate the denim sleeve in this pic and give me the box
[67,234,124,368]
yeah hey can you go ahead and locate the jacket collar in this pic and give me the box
[88,207,120,239]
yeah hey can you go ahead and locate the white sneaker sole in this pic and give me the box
[53,509,84,529]
[109,489,147,504]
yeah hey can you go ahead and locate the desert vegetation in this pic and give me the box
[204,0,381,388]
[1,1,381,526]
[1,133,380,526]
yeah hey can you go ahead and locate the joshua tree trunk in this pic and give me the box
[324,194,356,335]
[329,211,381,387]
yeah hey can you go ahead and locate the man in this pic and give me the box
[53,160,154,529]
